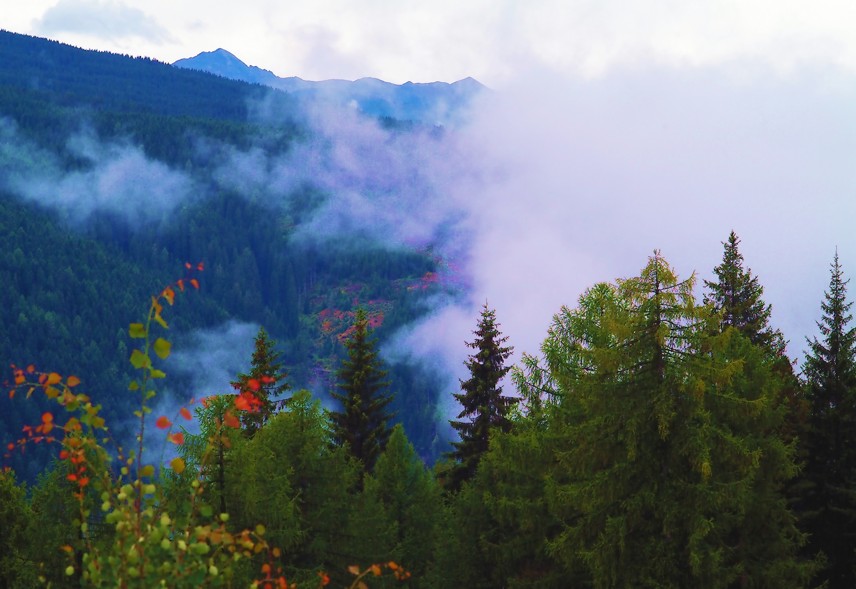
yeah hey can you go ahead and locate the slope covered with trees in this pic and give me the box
[0,30,451,471]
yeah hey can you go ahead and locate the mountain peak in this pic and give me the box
[173,49,278,86]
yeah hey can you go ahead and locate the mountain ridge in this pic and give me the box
[173,48,486,125]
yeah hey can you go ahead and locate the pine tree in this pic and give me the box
[446,303,516,491]
[330,308,394,473]
[231,326,290,437]
[798,251,856,588]
[704,231,786,355]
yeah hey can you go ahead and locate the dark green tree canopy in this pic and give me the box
[704,231,786,355]
[231,326,291,437]
[330,308,395,473]
[798,251,856,589]
[446,302,516,491]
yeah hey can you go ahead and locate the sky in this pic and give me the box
[3,1,856,390]
[2,0,856,85]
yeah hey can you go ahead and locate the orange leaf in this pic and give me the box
[42,412,53,424]
[67,375,81,388]
[46,373,62,385]
[247,378,260,391]
[223,411,240,429]
[176,279,185,292]
[26,365,35,374]
[162,286,175,306]
[168,432,185,445]
[185,262,192,269]
[8,389,14,399]
[180,407,192,420]
[190,278,200,290]
[14,372,25,385]
[155,416,172,429]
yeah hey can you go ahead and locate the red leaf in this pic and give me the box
[155,416,172,429]
[247,378,260,392]
[223,411,240,429]
[168,432,185,445]
[180,407,192,421]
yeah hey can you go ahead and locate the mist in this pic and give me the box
[4,60,856,407]
[0,121,197,225]
[455,63,856,367]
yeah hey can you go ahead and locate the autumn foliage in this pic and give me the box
[3,266,410,588]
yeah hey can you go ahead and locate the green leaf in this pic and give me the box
[128,380,139,391]
[200,505,213,518]
[150,369,167,379]
[130,350,151,369]
[154,314,169,329]
[129,323,146,339]
[153,338,171,360]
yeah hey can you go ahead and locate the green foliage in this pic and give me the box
[330,309,395,474]
[0,469,39,588]
[231,327,291,437]
[517,252,810,588]
[797,251,856,588]
[704,231,786,355]
[446,303,516,491]
[359,425,441,586]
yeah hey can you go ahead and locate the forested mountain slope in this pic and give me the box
[0,30,455,478]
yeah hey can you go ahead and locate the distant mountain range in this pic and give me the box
[173,49,486,125]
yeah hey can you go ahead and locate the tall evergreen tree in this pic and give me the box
[704,231,786,355]
[231,326,290,437]
[446,303,516,491]
[798,251,856,588]
[531,252,810,588]
[330,308,394,473]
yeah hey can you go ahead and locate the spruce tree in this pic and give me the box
[704,231,786,355]
[446,303,516,491]
[330,308,394,473]
[799,251,856,588]
[231,326,290,437]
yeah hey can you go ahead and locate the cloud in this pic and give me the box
[0,123,197,225]
[33,0,172,44]
[237,61,856,383]
[166,320,259,400]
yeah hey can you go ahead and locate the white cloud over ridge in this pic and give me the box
[32,0,173,45]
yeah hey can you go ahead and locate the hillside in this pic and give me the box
[0,30,458,477]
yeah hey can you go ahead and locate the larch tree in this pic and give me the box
[445,302,516,492]
[533,252,809,588]
[231,326,290,437]
[330,308,395,474]
[798,251,856,589]
[704,231,786,355]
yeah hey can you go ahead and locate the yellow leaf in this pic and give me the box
[170,457,186,475]
[153,338,171,360]
[348,565,361,576]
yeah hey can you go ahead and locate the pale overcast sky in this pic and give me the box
[2,0,856,84]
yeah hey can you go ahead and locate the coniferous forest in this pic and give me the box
[2,30,856,588]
